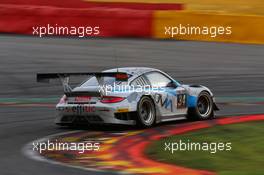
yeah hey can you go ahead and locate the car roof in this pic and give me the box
[103,67,158,79]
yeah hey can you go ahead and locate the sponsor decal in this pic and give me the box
[75,96,91,102]
[154,92,187,111]
[154,93,174,112]
[58,105,95,114]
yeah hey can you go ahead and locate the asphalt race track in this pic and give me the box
[0,35,263,175]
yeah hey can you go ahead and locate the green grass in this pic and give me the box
[146,121,264,175]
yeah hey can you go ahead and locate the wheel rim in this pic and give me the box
[140,100,154,125]
[197,95,211,118]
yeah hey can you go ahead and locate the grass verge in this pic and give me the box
[146,121,264,175]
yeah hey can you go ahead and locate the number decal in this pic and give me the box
[177,94,186,108]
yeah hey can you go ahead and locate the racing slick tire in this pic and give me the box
[187,91,214,120]
[136,96,156,127]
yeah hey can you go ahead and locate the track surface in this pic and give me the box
[0,35,263,175]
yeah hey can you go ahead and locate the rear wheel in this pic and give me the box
[187,91,214,120]
[137,96,156,127]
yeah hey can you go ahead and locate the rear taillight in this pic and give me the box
[59,95,67,104]
[100,96,125,103]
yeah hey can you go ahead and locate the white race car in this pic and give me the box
[37,67,219,127]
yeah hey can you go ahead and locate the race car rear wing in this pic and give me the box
[37,72,129,82]
[36,72,129,96]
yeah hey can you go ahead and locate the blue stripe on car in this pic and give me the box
[187,95,197,108]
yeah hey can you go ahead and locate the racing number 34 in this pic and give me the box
[177,94,186,109]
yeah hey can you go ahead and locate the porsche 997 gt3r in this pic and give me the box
[37,67,219,127]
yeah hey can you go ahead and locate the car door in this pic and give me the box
[144,71,187,117]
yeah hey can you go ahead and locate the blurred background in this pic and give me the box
[1,0,264,43]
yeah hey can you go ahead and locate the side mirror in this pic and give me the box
[166,81,177,88]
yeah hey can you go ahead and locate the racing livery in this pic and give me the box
[37,67,219,127]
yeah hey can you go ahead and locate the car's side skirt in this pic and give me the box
[160,115,187,122]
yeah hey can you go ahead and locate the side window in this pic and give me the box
[131,76,148,86]
[145,72,172,87]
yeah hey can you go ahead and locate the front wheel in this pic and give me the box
[187,91,214,120]
[137,96,156,127]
